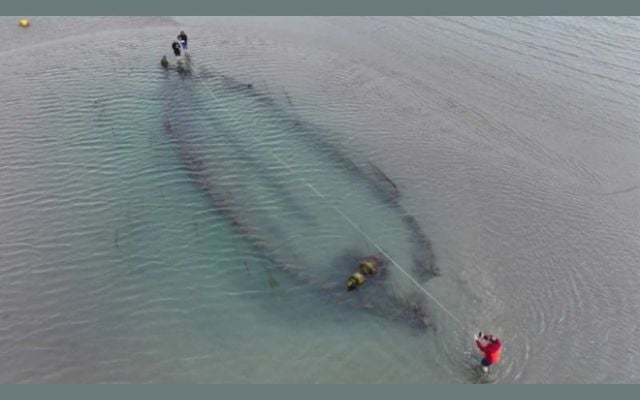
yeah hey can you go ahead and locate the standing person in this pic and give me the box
[475,332,502,373]
[178,31,188,50]
[171,40,181,60]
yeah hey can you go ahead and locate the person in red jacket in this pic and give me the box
[475,332,502,373]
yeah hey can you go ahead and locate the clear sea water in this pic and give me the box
[0,17,639,383]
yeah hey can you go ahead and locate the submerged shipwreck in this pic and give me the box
[159,57,439,331]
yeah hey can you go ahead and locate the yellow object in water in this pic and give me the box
[347,257,382,291]
[359,260,377,275]
[19,19,30,28]
[347,271,366,291]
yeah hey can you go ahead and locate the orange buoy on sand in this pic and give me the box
[19,19,30,28]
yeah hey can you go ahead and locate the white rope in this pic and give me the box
[189,63,468,330]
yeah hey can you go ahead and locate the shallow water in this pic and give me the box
[0,17,639,383]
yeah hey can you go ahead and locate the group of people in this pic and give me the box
[161,30,188,69]
[171,30,188,59]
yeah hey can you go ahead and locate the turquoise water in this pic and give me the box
[0,21,443,383]
[1,17,639,383]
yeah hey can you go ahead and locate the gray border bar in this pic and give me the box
[5,0,640,16]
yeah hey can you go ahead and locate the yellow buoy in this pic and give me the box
[347,271,366,291]
[359,260,377,275]
[19,19,30,28]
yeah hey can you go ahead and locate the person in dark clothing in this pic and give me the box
[178,31,188,50]
[171,40,181,58]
